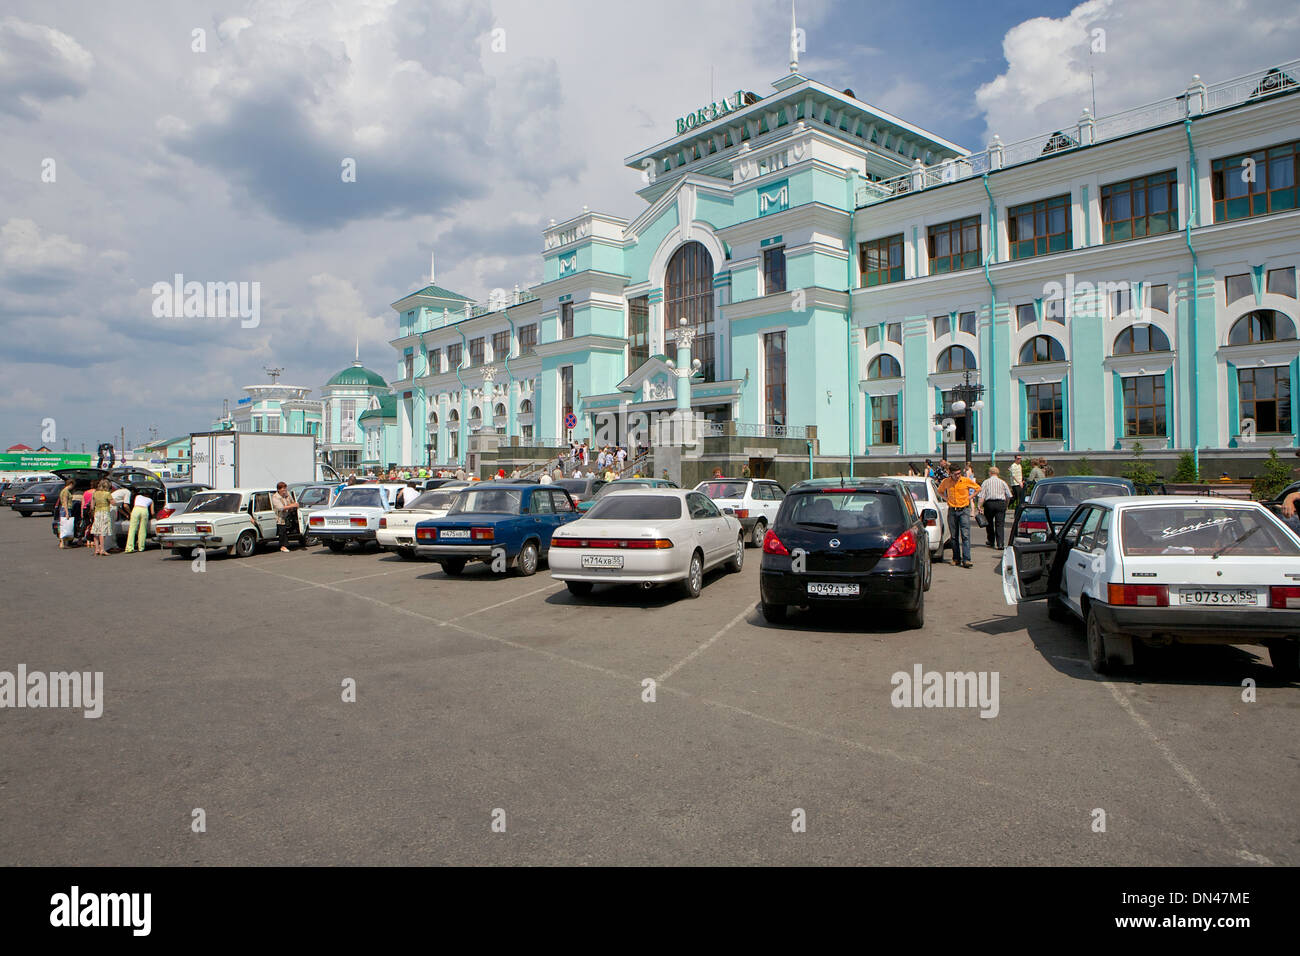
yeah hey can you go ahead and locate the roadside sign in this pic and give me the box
[564,413,577,430]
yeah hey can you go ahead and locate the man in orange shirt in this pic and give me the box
[937,464,981,568]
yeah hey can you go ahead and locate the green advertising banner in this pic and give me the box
[0,453,94,472]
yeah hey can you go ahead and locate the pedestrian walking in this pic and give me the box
[1008,454,1024,507]
[124,490,153,553]
[978,467,1012,550]
[90,480,114,556]
[937,468,980,568]
[539,471,553,484]
[81,486,95,549]
[56,479,76,549]
[271,482,299,552]
[1028,458,1046,484]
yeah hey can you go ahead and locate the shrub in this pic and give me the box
[1252,447,1292,501]
[1172,452,1199,483]
[1072,456,1096,476]
[1120,443,1162,487]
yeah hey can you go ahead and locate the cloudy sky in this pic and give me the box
[2,0,1297,452]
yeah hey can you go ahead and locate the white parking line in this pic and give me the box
[1103,680,1274,865]
[655,603,755,684]
[443,582,562,623]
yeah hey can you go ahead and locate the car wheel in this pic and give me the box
[515,541,539,577]
[1266,639,1299,681]
[19,511,30,518]
[922,552,932,592]
[397,548,416,560]
[233,531,257,559]
[727,535,744,572]
[566,581,593,597]
[327,540,346,553]
[681,550,703,598]
[1047,595,1070,622]
[761,601,787,624]
[1086,605,1111,674]
[441,557,466,576]
[176,548,194,561]
[750,519,767,548]
[902,597,925,630]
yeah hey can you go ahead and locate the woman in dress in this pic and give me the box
[90,479,114,556]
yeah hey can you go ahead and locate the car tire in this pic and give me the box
[760,601,786,624]
[327,540,346,553]
[566,581,593,597]
[1266,639,1300,681]
[750,519,766,548]
[176,548,194,561]
[397,548,416,560]
[681,550,703,599]
[514,540,539,577]
[19,512,30,518]
[902,597,925,630]
[441,557,466,576]
[1047,595,1070,622]
[727,535,744,572]
[1086,605,1111,674]
[233,531,257,559]
[922,553,932,592]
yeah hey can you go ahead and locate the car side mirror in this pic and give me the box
[921,508,938,522]
[723,507,735,515]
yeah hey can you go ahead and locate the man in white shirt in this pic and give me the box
[539,471,552,484]
[977,467,1013,550]
[1008,454,1024,506]
[124,491,153,553]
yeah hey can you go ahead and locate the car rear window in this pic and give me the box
[334,488,383,508]
[554,480,589,494]
[187,492,242,513]
[781,490,904,531]
[1031,481,1129,508]
[298,487,332,506]
[1120,506,1300,556]
[449,488,522,515]
[409,490,456,510]
[585,495,682,520]
[697,481,748,499]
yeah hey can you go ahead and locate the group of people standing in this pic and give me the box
[52,478,154,556]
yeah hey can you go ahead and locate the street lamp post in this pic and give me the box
[947,369,986,467]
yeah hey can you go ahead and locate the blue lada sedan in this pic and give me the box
[413,483,580,576]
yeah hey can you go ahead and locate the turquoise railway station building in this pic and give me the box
[385,40,1300,475]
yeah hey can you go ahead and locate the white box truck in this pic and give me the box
[190,432,335,489]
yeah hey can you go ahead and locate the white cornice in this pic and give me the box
[533,334,629,359]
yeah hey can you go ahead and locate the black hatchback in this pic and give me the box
[758,478,933,628]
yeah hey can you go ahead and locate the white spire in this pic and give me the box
[354,337,360,365]
[430,251,436,284]
[789,0,799,73]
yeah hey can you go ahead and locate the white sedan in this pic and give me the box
[886,475,948,558]
[376,484,466,558]
[549,488,744,599]
[307,483,407,552]
[1003,495,1300,677]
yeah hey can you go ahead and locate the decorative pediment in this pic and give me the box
[616,354,675,397]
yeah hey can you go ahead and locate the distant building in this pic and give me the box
[320,358,390,471]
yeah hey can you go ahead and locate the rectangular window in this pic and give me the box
[1007,195,1072,259]
[763,331,787,427]
[1149,284,1170,314]
[560,302,574,339]
[1225,274,1253,305]
[1123,374,1167,437]
[1016,303,1036,330]
[1112,288,1132,318]
[1026,382,1064,440]
[446,343,462,369]
[865,323,903,347]
[268,417,280,433]
[252,417,262,433]
[518,324,537,355]
[469,337,485,366]
[560,366,574,433]
[871,394,899,445]
[1101,170,1177,242]
[627,296,650,371]
[1239,366,1292,434]
[959,311,977,335]
[763,247,786,294]
[429,348,441,373]
[933,315,950,338]
[404,353,414,379]
[1212,140,1299,222]
[523,424,533,441]
[492,330,510,359]
[859,234,904,286]
[1268,267,1297,298]
[927,215,981,274]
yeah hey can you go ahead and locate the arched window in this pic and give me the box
[469,406,482,424]
[448,409,459,423]
[867,354,902,379]
[664,241,715,381]
[428,411,439,427]
[494,403,506,419]
[1019,335,1066,364]
[520,399,533,415]
[1228,309,1297,345]
[1113,324,1171,354]
[936,345,976,372]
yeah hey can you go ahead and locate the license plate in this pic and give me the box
[807,582,860,597]
[439,529,469,539]
[1179,588,1258,606]
[327,517,350,527]
[582,555,623,569]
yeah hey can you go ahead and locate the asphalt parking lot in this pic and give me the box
[1,513,1296,866]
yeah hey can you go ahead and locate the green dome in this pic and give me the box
[325,362,388,388]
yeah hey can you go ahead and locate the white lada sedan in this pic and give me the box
[307,483,407,552]
[549,488,744,600]
[155,488,282,558]
[376,484,466,559]
[1003,496,1300,677]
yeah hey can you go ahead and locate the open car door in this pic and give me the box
[1002,505,1060,605]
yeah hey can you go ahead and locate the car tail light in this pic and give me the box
[156,524,171,534]
[309,516,323,526]
[471,527,494,540]
[196,524,213,534]
[349,517,367,527]
[551,536,578,547]
[37,495,47,501]
[762,529,789,555]
[733,508,750,519]
[883,529,918,557]
[416,527,435,540]
[1107,583,1169,607]
[1019,520,1047,532]
[157,507,174,520]
[378,517,387,529]
[552,537,670,548]
[1269,586,1300,609]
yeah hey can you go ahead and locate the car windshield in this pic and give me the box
[697,481,748,499]
[25,483,61,493]
[584,495,682,520]
[891,479,928,506]
[448,488,522,515]
[783,490,903,531]
[591,480,654,500]
[298,487,332,507]
[409,490,457,510]
[187,492,243,513]
[1121,506,1300,556]
[554,480,590,494]
[333,488,383,508]
[1031,481,1128,508]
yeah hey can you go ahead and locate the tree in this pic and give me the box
[1172,452,1199,483]
[1252,447,1292,500]
[1120,442,1162,487]
[1072,456,1096,476]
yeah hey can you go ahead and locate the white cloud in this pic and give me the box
[0,217,85,276]
[0,16,94,118]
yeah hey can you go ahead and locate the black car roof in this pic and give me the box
[790,477,905,491]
